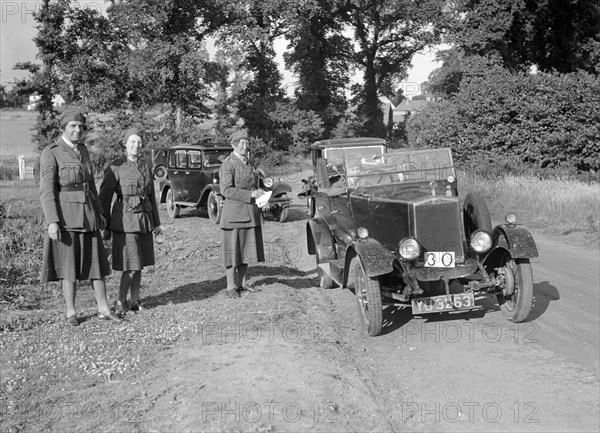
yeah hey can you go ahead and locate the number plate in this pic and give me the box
[411,293,476,315]
[425,251,455,268]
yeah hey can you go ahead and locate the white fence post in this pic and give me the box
[18,155,26,180]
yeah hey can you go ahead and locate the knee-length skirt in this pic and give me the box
[221,226,265,267]
[40,230,111,283]
[111,232,155,271]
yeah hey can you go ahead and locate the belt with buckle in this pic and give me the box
[59,182,90,192]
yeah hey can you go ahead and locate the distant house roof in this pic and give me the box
[381,99,428,124]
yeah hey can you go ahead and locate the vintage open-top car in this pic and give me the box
[306,143,539,336]
[159,143,292,223]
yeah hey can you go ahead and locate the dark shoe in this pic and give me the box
[129,303,145,312]
[239,285,261,293]
[65,315,80,327]
[97,311,126,322]
[226,288,240,298]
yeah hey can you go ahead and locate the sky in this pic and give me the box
[1,0,441,97]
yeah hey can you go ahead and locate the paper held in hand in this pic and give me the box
[255,191,272,208]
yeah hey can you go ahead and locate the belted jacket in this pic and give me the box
[99,155,160,234]
[219,154,263,229]
[39,137,103,232]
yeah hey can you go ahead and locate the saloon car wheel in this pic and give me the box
[463,192,492,239]
[153,164,167,181]
[497,253,534,323]
[353,258,383,337]
[166,189,180,219]
[207,191,223,225]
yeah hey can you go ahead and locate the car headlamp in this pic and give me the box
[505,213,517,224]
[470,230,492,253]
[357,227,369,239]
[447,175,455,183]
[399,237,420,260]
[263,177,274,188]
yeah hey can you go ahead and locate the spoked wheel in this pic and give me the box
[496,252,534,322]
[166,189,180,219]
[352,257,383,336]
[153,165,167,181]
[463,192,492,239]
[207,191,223,224]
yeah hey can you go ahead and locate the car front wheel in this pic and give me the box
[166,188,181,219]
[497,252,534,322]
[352,257,383,336]
[207,191,223,224]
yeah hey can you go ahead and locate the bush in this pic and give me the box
[407,68,600,173]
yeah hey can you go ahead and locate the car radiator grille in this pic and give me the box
[413,200,465,262]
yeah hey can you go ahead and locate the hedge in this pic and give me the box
[407,68,600,174]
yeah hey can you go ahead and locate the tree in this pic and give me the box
[106,0,229,131]
[284,0,350,138]
[217,0,290,143]
[337,0,443,137]
[527,0,600,74]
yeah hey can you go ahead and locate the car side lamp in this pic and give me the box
[357,226,369,239]
[505,213,517,225]
[399,237,420,260]
[469,230,492,253]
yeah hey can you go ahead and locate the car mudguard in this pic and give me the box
[343,239,394,285]
[271,182,292,197]
[306,218,337,262]
[489,224,539,259]
[198,184,222,207]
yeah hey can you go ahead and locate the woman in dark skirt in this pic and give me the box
[39,109,122,325]
[99,128,163,313]
[219,130,265,298]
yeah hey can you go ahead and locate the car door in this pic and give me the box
[186,150,204,203]
[169,149,189,201]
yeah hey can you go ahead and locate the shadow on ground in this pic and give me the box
[527,281,560,321]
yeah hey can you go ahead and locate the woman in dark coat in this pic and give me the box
[39,109,122,325]
[99,128,163,313]
[219,130,265,298]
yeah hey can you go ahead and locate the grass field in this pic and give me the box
[0,110,37,158]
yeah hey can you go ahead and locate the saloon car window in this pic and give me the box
[188,150,202,168]
[204,150,231,167]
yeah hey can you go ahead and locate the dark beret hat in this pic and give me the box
[229,129,249,144]
[121,127,143,147]
[60,109,86,127]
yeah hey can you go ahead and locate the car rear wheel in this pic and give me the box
[353,257,383,336]
[463,192,492,239]
[497,252,534,322]
[207,191,222,224]
[166,188,180,219]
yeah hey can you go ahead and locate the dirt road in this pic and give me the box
[4,184,598,433]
